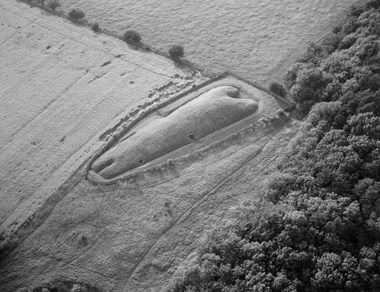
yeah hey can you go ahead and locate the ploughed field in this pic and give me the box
[61,0,358,83]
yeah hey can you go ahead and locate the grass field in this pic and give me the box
[60,0,358,83]
[0,0,194,239]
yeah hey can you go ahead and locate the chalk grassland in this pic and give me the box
[0,28,296,288]
[0,0,195,239]
[61,0,358,83]
[0,115,301,291]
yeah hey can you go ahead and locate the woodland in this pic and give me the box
[173,1,380,291]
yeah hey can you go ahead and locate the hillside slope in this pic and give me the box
[0,117,301,291]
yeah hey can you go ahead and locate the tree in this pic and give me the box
[92,22,100,32]
[68,9,85,21]
[123,30,141,44]
[47,0,60,11]
[168,45,184,61]
[269,81,287,97]
[290,67,332,115]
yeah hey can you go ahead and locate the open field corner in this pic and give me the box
[0,0,200,242]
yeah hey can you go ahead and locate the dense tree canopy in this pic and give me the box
[172,1,380,291]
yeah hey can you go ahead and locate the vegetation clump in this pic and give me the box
[123,30,141,44]
[68,9,85,21]
[46,0,60,11]
[173,1,380,291]
[269,81,287,97]
[34,0,46,6]
[168,45,185,61]
[91,22,100,32]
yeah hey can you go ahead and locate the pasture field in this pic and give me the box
[61,0,358,83]
[0,0,196,240]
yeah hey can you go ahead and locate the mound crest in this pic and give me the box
[91,86,258,179]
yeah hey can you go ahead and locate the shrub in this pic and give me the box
[123,30,141,44]
[367,0,380,9]
[338,33,358,50]
[277,108,288,120]
[68,9,85,21]
[269,81,287,97]
[168,45,184,61]
[342,17,359,34]
[36,0,46,6]
[321,33,342,53]
[298,42,325,63]
[47,0,60,11]
[333,26,342,34]
[92,22,100,32]
[350,4,365,17]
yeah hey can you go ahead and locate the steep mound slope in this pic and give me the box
[92,86,258,178]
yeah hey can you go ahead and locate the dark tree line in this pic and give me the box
[172,1,380,291]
